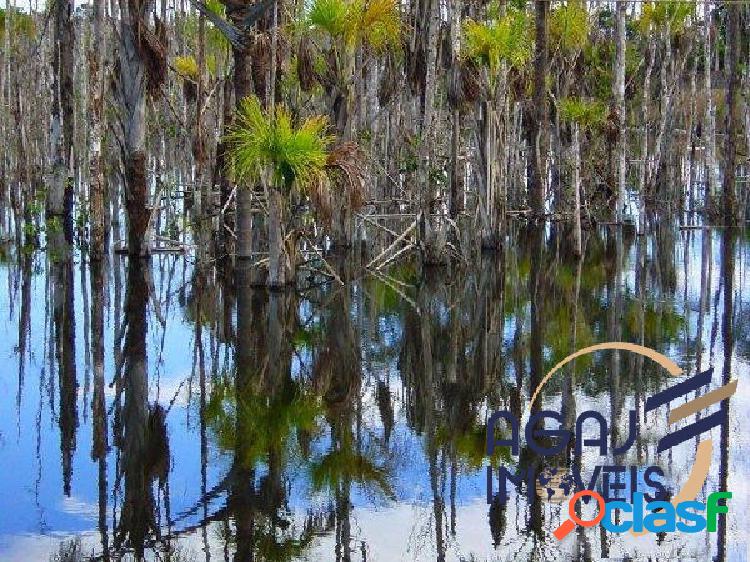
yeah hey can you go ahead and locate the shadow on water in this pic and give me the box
[0,223,748,561]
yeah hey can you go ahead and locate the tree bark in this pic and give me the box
[529,0,549,220]
[50,0,75,241]
[614,0,626,222]
[573,122,582,257]
[703,3,719,206]
[89,0,106,260]
[723,1,741,223]
[116,0,153,256]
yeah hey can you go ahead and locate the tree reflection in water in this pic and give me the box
[0,225,746,561]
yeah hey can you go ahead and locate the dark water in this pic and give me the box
[0,224,748,561]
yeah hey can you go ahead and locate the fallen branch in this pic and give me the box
[365,219,416,269]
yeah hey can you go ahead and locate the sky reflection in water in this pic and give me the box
[0,225,748,561]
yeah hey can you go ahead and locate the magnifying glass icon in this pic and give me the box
[553,490,606,540]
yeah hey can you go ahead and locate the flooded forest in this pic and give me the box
[0,0,749,560]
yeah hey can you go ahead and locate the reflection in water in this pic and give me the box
[115,258,170,557]
[49,226,77,497]
[0,225,747,561]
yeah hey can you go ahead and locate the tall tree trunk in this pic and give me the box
[703,3,719,207]
[723,0,741,223]
[638,41,656,234]
[117,257,155,557]
[50,227,77,496]
[614,0,626,222]
[89,0,106,260]
[267,186,288,288]
[50,0,75,241]
[116,0,153,256]
[529,0,549,220]
[450,107,462,218]
[572,122,582,257]
[232,44,254,260]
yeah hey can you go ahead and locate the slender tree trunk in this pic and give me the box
[89,0,106,260]
[703,3,719,207]
[450,108,462,218]
[116,0,153,256]
[267,186,288,288]
[723,0,741,223]
[573,122,582,257]
[638,41,656,234]
[50,0,75,241]
[614,0,626,222]
[529,0,549,219]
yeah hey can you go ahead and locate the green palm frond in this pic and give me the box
[174,55,199,79]
[309,448,395,498]
[559,97,606,129]
[308,0,350,39]
[206,377,322,469]
[462,8,532,73]
[638,1,694,34]
[550,0,590,54]
[307,0,402,51]
[226,96,334,191]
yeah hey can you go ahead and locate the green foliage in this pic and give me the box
[174,55,199,79]
[309,447,394,498]
[462,8,532,73]
[581,41,613,99]
[206,377,322,469]
[226,96,333,191]
[0,8,36,39]
[436,423,512,470]
[179,13,229,75]
[308,0,349,38]
[307,0,402,52]
[550,0,590,54]
[638,1,694,34]
[204,0,225,17]
[559,97,607,129]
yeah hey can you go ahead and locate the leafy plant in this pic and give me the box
[462,8,532,73]
[638,1,694,35]
[226,96,333,191]
[559,97,607,129]
[0,8,36,40]
[174,55,199,79]
[207,377,322,469]
[550,0,590,54]
[307,0,402,52]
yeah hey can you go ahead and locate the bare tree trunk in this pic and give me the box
[89,0,106,260]
[267,186,288,288]
[450,107,462,218]
[50,0,75,241]
[115,0,154,256]
[529,0,549,219]
[572,122,582,257]
[703,3,719,207]
[638,41,656,234]
[723,0,741,223]
[614,0,626,222]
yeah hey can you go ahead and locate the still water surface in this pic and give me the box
[0,224,748,561]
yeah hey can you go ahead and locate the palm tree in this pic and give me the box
[463,7,533,246]
[300,0,401,248]
[226,96,338,287]
[559,97,607,256]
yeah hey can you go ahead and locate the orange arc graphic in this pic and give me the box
[527,342,683,412]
